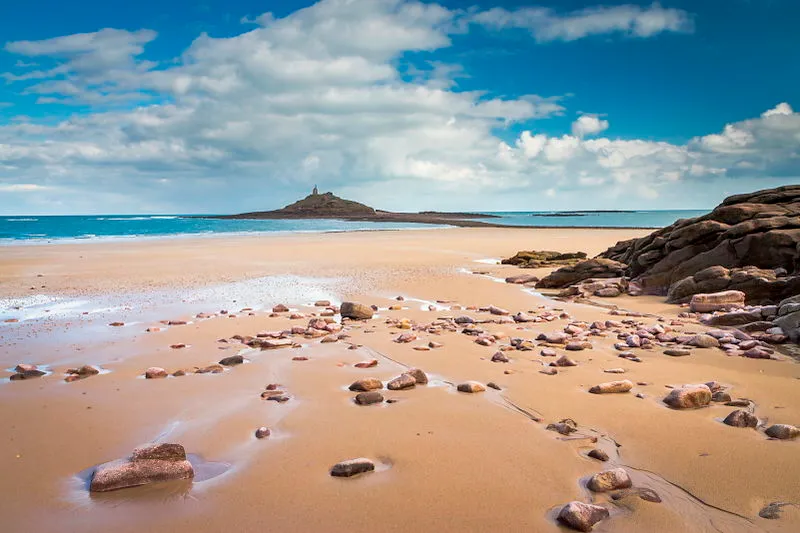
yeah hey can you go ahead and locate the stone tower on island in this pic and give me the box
[312,185,318,195]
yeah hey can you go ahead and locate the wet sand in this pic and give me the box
[1,228,798,533]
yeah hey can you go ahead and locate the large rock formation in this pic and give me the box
[667,265,800,304]
[599,185,800,298]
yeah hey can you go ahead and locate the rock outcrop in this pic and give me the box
[599,185,800,298]
[536,258,627,289]
[667,266,800,304]
[501,250,587,269]
[559,277,628,298]
[775,294,800,342]
[90,443,194,492]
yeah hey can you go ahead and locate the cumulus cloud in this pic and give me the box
[469,3,693,42]
[571,115,609,137]
[0,0,796,214]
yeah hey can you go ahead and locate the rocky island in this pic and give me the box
[218,186,503,227]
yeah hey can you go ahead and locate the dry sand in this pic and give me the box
[1,227,798,533]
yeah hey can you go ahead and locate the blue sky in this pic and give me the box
[0,0,798,214]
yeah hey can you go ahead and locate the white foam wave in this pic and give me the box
[5,218,38,222]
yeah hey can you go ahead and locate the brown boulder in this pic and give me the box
[340,302,373,320]
[588,380,633,394]
[348,378,383,392]
[664,384,712,409]
[145,367,168,379]
[557,501,610,532]
[387,373,416,390]
[587,468,633,492]
[90,443,193,492]
[456,381,486,393]
[354,391,384,405]
[218,355,244,366]
[765,424,799,440]
[723,409,758,428]
[406,368,428,385]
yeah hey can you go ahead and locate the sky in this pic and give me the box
[0,0,798,215]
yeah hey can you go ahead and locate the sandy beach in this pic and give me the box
[2,227,798,533]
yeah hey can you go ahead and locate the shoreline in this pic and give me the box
[0,222,668,246]
[2,226,797,533]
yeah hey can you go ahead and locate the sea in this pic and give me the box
[0,210,707,244]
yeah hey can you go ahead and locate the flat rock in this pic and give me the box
[557,501,610,532]
[330,458,375,477]
[725,399,751,407]
[505,274,539,284]
[354,359,378,368]
[90,443,193,492]
[196,364,224,374]
[348,378,383,392]
[589,380,633,394]
[690,291,746,313]
[688,334,720,348]
[664,348,691,357]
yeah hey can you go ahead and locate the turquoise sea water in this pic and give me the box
[476,210,707,228]
[0,210,707,243]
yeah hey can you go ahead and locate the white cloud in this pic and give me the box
[571,115,609,137]
[0,0,796,214]
[762,102,793,118]
[0,183,50,192]
[469,3,693,42]
[4,28,158,104]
